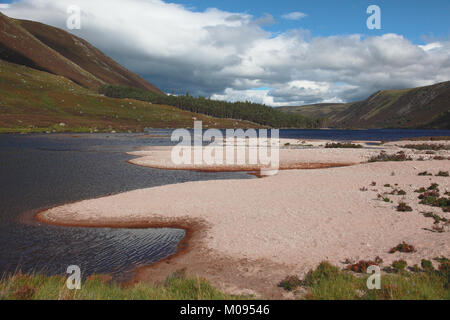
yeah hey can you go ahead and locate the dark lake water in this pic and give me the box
[279,128,450,141]
[0,128,449,279]
[0,132,254,279]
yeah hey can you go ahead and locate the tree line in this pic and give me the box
[99,85,321,128]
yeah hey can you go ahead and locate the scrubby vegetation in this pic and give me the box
[389,242,416,253]
[423,212,448,224]
[324,142,363,149]
[369,151,412,162]
[403,144,450,151]
[0,271,246,300]
[277,275,304,291]
[418,171,433,176]
[396,202,413,212]
[417,184,450,212]
[346,260,379,273]
[391,260,408,273]
[279,260,449,300]
[378,194,392,203]
[388,188,406,196]
[99,85,320,128]
[436,171,449,177]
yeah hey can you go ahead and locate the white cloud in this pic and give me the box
[419,42,443,52]
[2,0,450,106]
[282,11,307,21]
[0,4,10,9]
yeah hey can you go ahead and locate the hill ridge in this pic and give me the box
[279,81,450,129]
[0,12,162,93]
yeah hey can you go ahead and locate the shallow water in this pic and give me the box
[0,132,254,279]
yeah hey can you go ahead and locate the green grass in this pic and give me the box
[0,59,262,133]
[0,271,247,300]
[280,261,449,300]
[3,261,449,300]
[362,89,410,120]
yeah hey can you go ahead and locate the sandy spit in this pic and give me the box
[37,146,450,298]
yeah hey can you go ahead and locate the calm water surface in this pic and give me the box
[0,132,254,279]
[0,128,449,279]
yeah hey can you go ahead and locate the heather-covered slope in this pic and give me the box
[18,19,164,95]
[0,59,260,133]
[0,12,102,89]
[280,81,450,129]
[0,12,162,93]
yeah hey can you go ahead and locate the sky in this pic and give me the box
[1,0,449,106]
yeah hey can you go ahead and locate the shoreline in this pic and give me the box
[34,141,450,298]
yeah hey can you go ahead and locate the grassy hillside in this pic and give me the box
[0,59,261,133]
[279,103,351,121]
[17,19,164,94]
[0,12,103,89]
[279,82,450,129]
[0,12,163,94]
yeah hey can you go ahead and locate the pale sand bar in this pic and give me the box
[37,141,450,298]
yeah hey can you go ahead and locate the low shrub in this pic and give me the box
[325,142,363,149]
[421,259,434,272]
[369,151,412,162]
[423,212,448,224]
[436,171,449,177]
[392,260,407,273]
[418,188,450,212]
[389,242,416,254]
[278,275,304,291]
[346,260,378,273]
[397,202,413,212]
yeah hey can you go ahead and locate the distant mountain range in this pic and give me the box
[0,12,163,94]
[279,81,450,129]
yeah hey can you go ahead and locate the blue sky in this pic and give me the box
[167,0,450,44]
[3,0,449,43]
[1,0,449,105]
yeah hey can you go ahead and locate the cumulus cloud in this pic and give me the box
[2,0,449,106]
[281,11,307,21]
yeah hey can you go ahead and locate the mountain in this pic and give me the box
[0,59,261,133]
[0,12,163,94]
[0,13,260,132]
[279,81,450,129]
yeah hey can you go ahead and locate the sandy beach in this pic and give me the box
[37,140,450,298]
